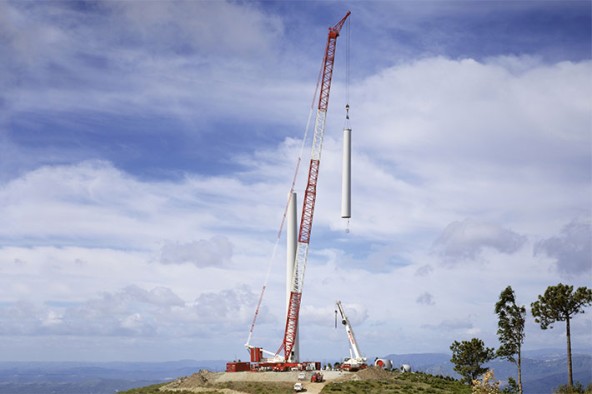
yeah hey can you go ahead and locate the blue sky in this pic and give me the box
[0,1,591,363]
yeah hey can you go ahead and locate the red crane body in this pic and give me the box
[236,13,350,372]
[278,11,350,361]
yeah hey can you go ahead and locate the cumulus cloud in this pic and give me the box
[0,0,590,360]
[190,285,258,326]
[0,161,166,245]
[422,318,474,332]
[300,304,337,326]
[105,1,283,56]
[0,160,285,250]
[57,285,184,336]
[0,0,302,130]
[416,292,435,306]
[0,301,43,336]
[159,236,233,267]
[415,265,433,277]
[0,285,258,338]
[534,217,592,276]
[114,285,185,308]
[325,57,591,250]
[301,303,368,327]
[433,219,527,263]
[0,55,589,359]
[336,303,369,327]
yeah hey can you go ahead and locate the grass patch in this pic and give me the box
[321,372,471,394]
[216,380,296,393]
[122,371,472,394]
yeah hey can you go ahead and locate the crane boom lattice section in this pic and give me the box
[277,11,350,362]
[276,290,302,358]
[299,158,320,244]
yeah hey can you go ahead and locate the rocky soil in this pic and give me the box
[161,367,394,394]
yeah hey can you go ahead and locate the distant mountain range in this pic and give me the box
[0,360,225,394]
[0,349,589,394]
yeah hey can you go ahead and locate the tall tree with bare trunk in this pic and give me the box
[531,283,592,388]
[495,286,526,394]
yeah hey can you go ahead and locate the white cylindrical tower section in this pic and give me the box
[286,192,299,361]
[341,128,351,218]
[286,192,297,308]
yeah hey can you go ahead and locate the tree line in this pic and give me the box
[449,283,592,394]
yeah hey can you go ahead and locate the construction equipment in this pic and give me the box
[311,372,324,382]
[335,301,367,371]
[232,11,351,373]
[277,10,351,364]
[374,358,393,370]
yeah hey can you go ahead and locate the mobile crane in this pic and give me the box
[226,11,351,373]
[278,10,351,364]
[336,301,367,371]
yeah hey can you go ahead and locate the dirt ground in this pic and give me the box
[161,367,393,394]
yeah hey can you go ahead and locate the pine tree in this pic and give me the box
[495,286,526,394]
[450,338,495,384]
[531,283,592,387]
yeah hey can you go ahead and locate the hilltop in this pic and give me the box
[1,351,589,394]
[122,367,471,394]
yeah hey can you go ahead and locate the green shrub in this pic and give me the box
[554,382,592,394]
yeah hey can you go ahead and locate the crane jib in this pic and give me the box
[318,11,350,112]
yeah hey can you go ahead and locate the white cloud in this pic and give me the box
[0,39,591,360]
[422,318,474,332]
[0,1,308,130]
[0,285,259,339]
[416,292,435,306]
[433,219,527,263]
[0,160,289,251]
[106,1,283,56]
[534,217,592,276]
[304,58,592,267]
[160,236,233,267]
[359,59,587,170]
[190,285,259,328]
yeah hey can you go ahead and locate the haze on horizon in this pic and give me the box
[0,0,590,362]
